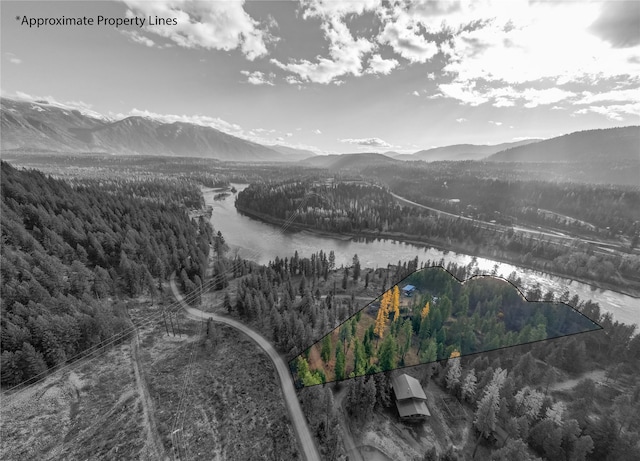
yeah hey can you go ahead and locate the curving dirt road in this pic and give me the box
[170,276,321,461]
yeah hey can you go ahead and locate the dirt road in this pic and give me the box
[170,276,321,461]
[333,385,365,461]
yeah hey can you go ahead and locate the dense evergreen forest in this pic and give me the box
[364,161,640,239]
[0,162,213,386]
[220,248,638,460]
[235,181,640,290]
[295,268,600,386]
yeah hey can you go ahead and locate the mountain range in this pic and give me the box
[395,139,541,162]
[2,98,638,164]
[0,98,314,162]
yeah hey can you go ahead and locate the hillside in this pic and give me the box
[488,126,640,162]
[0,98,287,162]
[396,139,541,162]
[0,161,211,385]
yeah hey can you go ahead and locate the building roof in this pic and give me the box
[391,374,427,401]
[396,398,431,418]
[403,284,416,291]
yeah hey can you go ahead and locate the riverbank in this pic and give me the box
[234,203,640,299]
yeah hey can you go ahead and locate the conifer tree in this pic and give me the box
[461,369,478,403]
[335,347,346,381]
[473,368,507,458]
[321,335,332,362]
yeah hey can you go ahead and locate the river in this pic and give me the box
[204,185,639,327]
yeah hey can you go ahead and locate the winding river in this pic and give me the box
[205,185,639,327]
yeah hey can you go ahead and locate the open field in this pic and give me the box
[1,339,150,460]
[139,316,301,460]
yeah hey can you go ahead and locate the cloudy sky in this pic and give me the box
[2,0,639,154]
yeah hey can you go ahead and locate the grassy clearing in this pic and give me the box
[141,318,301,461]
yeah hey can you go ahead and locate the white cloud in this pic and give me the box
[437,83,577,109]
[5,52,22,64]
[365,54,399,75]
[576,88,640,105]
[455,117,467,123]
[313,129,322,134]
[301,0,381,20]
[284,75,303,85]
[339,137,392,148]
[272,14,374,84]
[494,97,515,108]
[241,70,274,86]
[438,81,489,106]
[286,132,293,137]
[574,102,640,121]
[425,1,639,112]
[10,91,107,120]
[412,90,420,96]
[272,2,380,84]
[520,88,576,108]
[122,1,269,60]
[489,120,503,126]
[377,3,439,63]
[121,30,155,47]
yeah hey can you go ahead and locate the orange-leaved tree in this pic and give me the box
[421,301,430,320]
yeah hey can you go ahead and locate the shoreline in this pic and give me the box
[234,203,640,299]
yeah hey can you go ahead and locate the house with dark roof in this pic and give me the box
[391,373,431,422]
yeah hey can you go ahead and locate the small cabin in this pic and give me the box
[402,285,416,297]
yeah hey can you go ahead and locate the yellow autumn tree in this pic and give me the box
[392,285,400,321]
[374,303,387,338]
[380,289,391,315]
[421,302,430,320]
[374,289,392,338]
[450,349,461,359]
